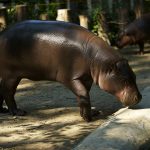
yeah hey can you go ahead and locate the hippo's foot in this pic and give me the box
[9,108,26,116]
[140,52,144,55]
[91,108,100,117]
[137,51,144,55]
[0,107,9,113]
[80,107,92,122]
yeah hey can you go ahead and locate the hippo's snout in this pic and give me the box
[116,87,142,107]
[122,91,142,107]
[132,93,142,106]
[116,40,124,49]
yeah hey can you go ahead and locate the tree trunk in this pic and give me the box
[97,13,110,45]
[45,0,49,13]
[15,4,28,22]
[130,0,134,10]
[117,0,130,31]
[108,0,113,14]
[0,7,7,31]
[56,8,79,24]
[87,0,92,16]
[135,0,143,18]
[118,8,129,30]
[56,9,71,22]
[67,0,71,9]
[79,15,89,29]
[56,0,60,9]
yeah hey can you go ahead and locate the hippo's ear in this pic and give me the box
[116,59,128,67]
[116,59,136,80]
[116,59,129,72]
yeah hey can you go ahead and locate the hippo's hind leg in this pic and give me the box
[138,41,144,55]
[1,77,26,116]
[66,78,93,122]
[0,80,8,113]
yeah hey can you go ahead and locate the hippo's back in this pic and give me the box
[0,20,96,60]
[1,20,92,45]
[125,13,150,38]
[0,20,95,81]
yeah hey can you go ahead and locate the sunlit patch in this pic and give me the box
[35,33,66,45]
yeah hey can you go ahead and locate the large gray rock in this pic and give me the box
[74,87,150,150]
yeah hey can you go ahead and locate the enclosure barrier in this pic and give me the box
[74,87,150,150]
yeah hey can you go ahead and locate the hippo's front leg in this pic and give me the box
[67,79,92,122]
[0,95,8,113]
[1,77,26,116]
[77,95,91,122]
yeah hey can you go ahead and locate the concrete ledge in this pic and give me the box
[74,87,150,150]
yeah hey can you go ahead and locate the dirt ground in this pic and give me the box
[0,45,150,150]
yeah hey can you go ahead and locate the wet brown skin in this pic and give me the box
[0,20,142,122]
[117,13,150,54]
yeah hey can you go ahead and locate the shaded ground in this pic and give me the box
[0,45,150,150]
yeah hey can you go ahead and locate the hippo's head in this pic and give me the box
[98,59,142,106]
[116,31,134,48]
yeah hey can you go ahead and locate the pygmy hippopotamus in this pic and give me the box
[0,20,142,122]
[116,13,150,54]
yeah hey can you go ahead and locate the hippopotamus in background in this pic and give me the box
[116,13,150,54]
[0,20,142,122]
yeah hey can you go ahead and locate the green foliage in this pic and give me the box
[91,7,102,35]
[12,0,45,4]
[6,2,58,25]
[47,3,59,20]
[36,3,58,20]
[7,6,16,24]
